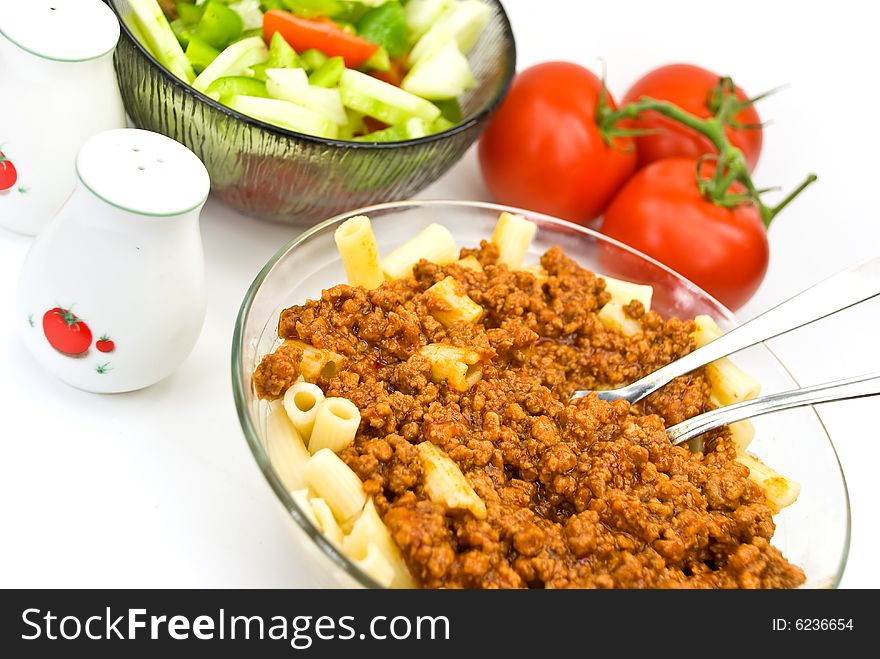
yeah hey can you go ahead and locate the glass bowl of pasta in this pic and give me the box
[232,200,850,589]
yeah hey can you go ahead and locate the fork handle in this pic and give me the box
[667,371,880,445]
[600,252,880,404]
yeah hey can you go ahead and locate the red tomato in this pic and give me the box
[96,335,115,353]
[42,308,93,355]
[263,10,377,69]
[622,64,763,172]
[0,151,17,191]
[478,62,637,224]
[601,158,769,310]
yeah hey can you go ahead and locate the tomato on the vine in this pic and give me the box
[622,64,763,172]
[478,62,636,224]
[601,158,769,310]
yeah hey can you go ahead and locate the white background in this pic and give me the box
[1,0,878,588]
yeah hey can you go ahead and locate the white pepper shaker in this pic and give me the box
[0,0,126,235]
[16,128,211,393]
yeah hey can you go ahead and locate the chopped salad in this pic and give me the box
[126,0,491,140]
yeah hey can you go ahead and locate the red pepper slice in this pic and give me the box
[263,10,378,69]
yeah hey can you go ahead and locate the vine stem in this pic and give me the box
[597,88,816,228]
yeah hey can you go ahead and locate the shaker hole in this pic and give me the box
[156,158,165,164]
[132,147,141,153]
[137,165,146,171]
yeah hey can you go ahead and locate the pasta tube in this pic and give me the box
[308,397,362,454]
[424,276,484,327]
[710,394,756,451]
[284,339,344,381]
[728,420,756,452]
[419,343,482,392]
[490,212,537,270]
[692,314,724,346]
[692,316,761,406]
[381,223,457,280]
[600,275,653,311]
[266,401,311,491]
[303,448,367,523]
[597,301,643,337]
[334,215,384,290]
[283,381,325,441]
[455,255,483,272]
[735,452,801,514]
[290,488,319,527]
[418,442,487,519]
[343,499,414,588]
[310,497,344,547]
[354,543,396,588]
[707,360,761,407]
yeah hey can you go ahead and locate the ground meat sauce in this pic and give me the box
[253,243,805,589]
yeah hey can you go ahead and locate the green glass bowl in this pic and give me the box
[232,200,850,589]
[107,0,516,224]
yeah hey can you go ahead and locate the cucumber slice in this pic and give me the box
[128,0,196,82]
[354,117,430,142]
[309,56,345,88]
[430,115,455,133]
[409,0,490,65]
[350,0,393,6]
[266,30,302,69]
[363,46,391,72]
[300,48,328,72]
[186,36,220,74]
[401,40,475,100]
[228,0,264,30]
[227,95,339,138]
[266,68,349,125]
[299,86,348,125]
[343,108,367,136]
[404,0,451,44]
[206,75,269,99]
[171,19,194,48]
[434,97,462,123]
[282,0,346,19]
[266,67,311,94]
[192,36,269,93]
[339,69,441,125]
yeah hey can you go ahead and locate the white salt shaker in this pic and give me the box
[16,128,211,394]
[0,0,126,235]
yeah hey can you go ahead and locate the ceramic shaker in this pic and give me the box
[16,128,211,394]
[0,0,126,235]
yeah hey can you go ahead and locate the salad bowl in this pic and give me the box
[107,0,516,225]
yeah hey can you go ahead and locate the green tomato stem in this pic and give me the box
[764,173,818,226]
[597,87,817,228]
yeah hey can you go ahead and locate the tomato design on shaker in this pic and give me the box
[42,307,93,355]
[0,151,17,191]
[96,335,115,353]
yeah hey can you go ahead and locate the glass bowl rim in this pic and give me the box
[107,0,517,150]
[231,198,851,589]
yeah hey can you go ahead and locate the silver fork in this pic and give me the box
[570,253,880,404]
[666,371,880,445]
